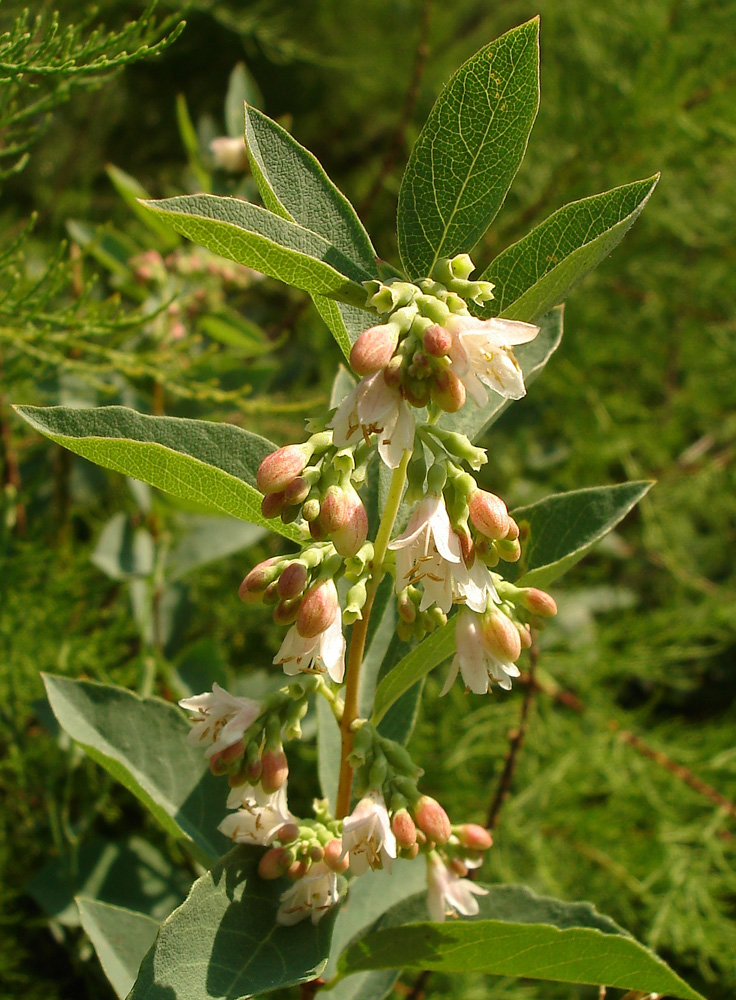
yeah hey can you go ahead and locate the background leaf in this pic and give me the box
[43,675,226,863]
[480,176,659,322]
[339,883,705,999]
[14,405,303,542]
[371,620,457,727]
[141,194,371,305]
[397,19,540,278]
[512,481,655,588]
[129,846,339,1000]
[77,898,159,1000]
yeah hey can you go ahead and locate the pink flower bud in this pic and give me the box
[456,525,475,568]
[284,476,310,505]
[403,375,431,408]
[413,795,451,845]
[468,489,510,540]
[349,324,398,376]
[277,823,300,844]
[257,444,313,495]
[324,839,350,873]
[258,847,291,880]
[519,587,558,618]
[296,579,339,638]
[319,486,348,533]
[423,324,452,357]
[399,842,420,860]
[310,844,325,862]
[391,809,417,849]
[261,491,286,519]
[397,591,417,623]
[496,536,521,562]
[277,562,309,600]
[505,517,520,540]
[272,598,301,626]
[287,860,309,880]
[449,858,469,878]
[263,580,280,604]
[518,622,533,649]
[431,368,466,413]
[309,518,327,542]
[261,747,289,793]
[245,757,263,784]
[239,557,283,602]
[382,356,404,388]
[481,609,522,662]
[332,490,368,558]
[455,823,493,851]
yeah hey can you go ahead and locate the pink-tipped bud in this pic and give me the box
[284,476,310,505]
[403,376,431,408]
[400,842,420,860]
[332,489,368,558]
[519,588,558,618]
[319,486,348,533]
[391,809,417,849]
[413,796,452,845]
[496,536,521,562]
[302,498,321,522]
[455,823,493,851]
[277,823,300,844]
[481,609,522,662]
[261,491,286,519]
[258,847,291,880]
[468,489,510,540]
[309,519,327,542]
[278,562,309,600]
[263,580,280,605]
[423,324,452,357]
[505,517,520,541]
[287,860,309,881]
[208,752,229,776]
[296,579,338,638]
[397,591,417,623]
[324,839,350,873]
[383,355,404,388]
[309,845,325,862]
[431,369,466,413]
[349,324,398,376]
[261,747,289,793]
[273,598,301,626]
[456,525,475,568]
[449,858,469,878]
[257,443,312,495]
[518,622,533,649]
[239,557,283,602]
[245,757,263,785]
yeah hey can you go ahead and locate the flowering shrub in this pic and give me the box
[17,17,706,1000]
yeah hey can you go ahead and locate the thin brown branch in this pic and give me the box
[405,968,432,1000]
[359,0,432,216]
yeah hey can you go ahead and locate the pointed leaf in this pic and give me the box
[164,517,265,583]
[14,405,303,543]
[512,481,655,589]
[43,674,226,863]
[140,195,370,306]
[313,296,372,360]
[398,19,540,278]
[106,164,180,247]
[440,305,563,443]
[339,884,704,999]
[244,104,376,273]
[128,846,339,1000]
[317,694,341,815]
[77,898,159,1000]
[481,176,659,323]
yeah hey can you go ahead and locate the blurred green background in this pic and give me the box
[1,0,735,998]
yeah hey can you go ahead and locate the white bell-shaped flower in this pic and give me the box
[276,862,340,926]
[340,788,397,875]
[441,610,520,695]
[218,783,295,846]
[330,371,414,469]
[447,315,539,405]
[273,611,346,683]
[178,683,261,759]
[426,852,488,922]
[389,495,462,613]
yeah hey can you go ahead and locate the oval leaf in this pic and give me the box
[512,480,654,589]
[339,884,704,999]
[398,19,540,279]
[14,405,303,543]
[77,898,159,1000]
[129,846,339,1000]
[480,175,659,323]
[43,674,225,863]
[140,194,370,306]
[371,619,457,726]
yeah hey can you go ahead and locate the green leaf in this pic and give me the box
[199,313,274,357]
[371,619,458,726]
[140,194,371,306]
[244,104,376,274]
[480,176,659,323]
[77,898,159,1000]
[129,846,339,1000]
[339,884,705,999]
[225,63,263,136]
[397,19,540,279]
[512,481,654,589]
[164,516,265,583]
[440,305,563,443]
[313,297,372,360]
[43,674,226,863]
[317,694,341,815]
[14,405,303,543]
[91,514,154,580]
[106,163,180,247]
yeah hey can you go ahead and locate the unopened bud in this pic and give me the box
[432,368,466,413]
[261,491,286,519]
[278,823,300,844]
[400,843,420,860]
[302,498,321,521]
[273,598,301,626]
[349,324,398,376]
[278,562,309,600]
[423,324,452,357]
[449,858,469,878]
[383,355,404,388]
[455,823,493,851]
[210,136,248,172]
[319,486,348,533]
[496,537,521,562]
[505,517,520,540]
[413,795,451,845]
[245,756,263,785]
[258,847,291,880]
[518,622,533,648]
[332,487,368,558]
[261,747,289,793]
[309,518,328,542]
[468,489,510,540]
[287,860,309,880]
[397,590,417,623]
[481,609,522,662]
[392,809,417,849]
[519,587,557,618]
[324,839,350,873]
[296,579,339,638]
[284,476,310,505]
[257,443,313,495]
[403,375,431,408]
[239,557,283,602]
[456,525,475,567]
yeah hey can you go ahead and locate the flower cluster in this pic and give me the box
[179,253,559,931]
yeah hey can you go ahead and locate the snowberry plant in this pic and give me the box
[19,18,705,1000]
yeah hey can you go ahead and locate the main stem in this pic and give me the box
[335,449,411,818]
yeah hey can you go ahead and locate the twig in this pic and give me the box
[405,969,431,1000]
[359,0,432,216]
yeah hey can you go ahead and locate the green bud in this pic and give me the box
[415,293,450,325]
[426,462,448,495]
